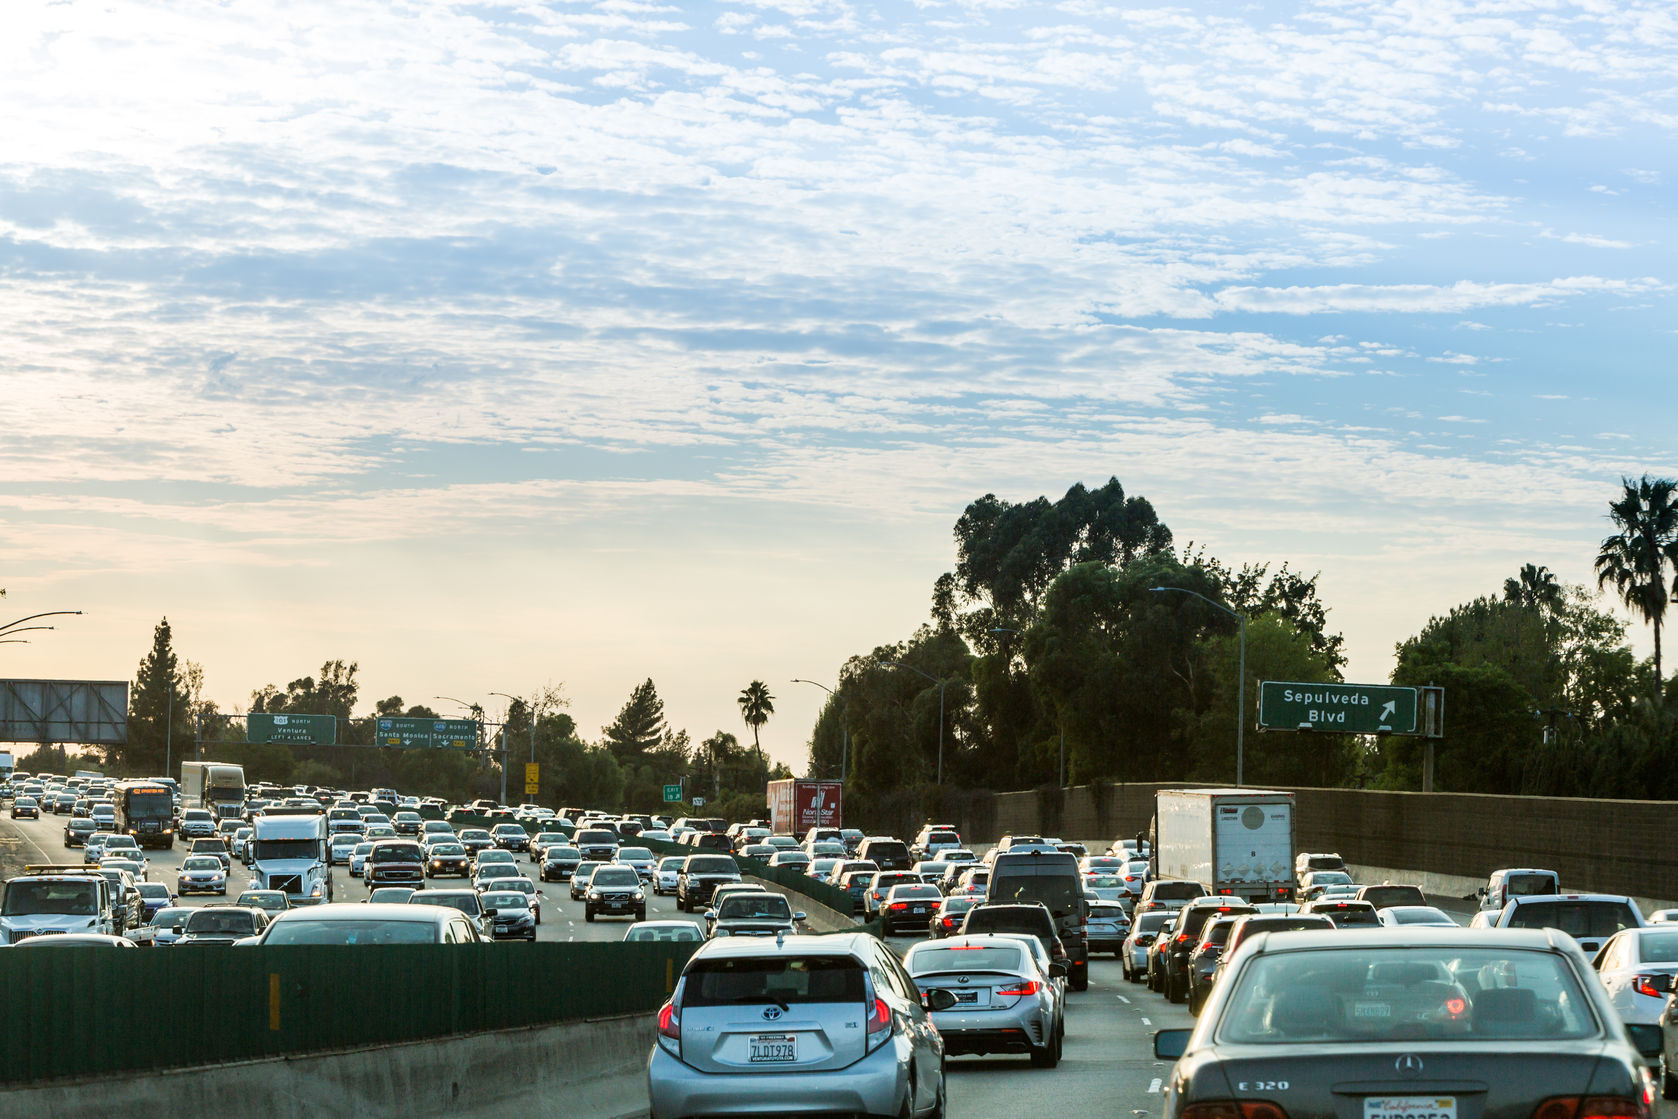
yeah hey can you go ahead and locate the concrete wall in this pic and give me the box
[980,782,1678,907]
[9,1012,654,1119]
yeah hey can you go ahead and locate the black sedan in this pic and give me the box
[1156,928,1661,1119]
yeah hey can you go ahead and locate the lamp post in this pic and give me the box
[791,678,847,782]
[490,692,537,805]
[989,625,1065,788]
[0,611,83,642]
[1150,586,1247,787]
[882,662,949,785]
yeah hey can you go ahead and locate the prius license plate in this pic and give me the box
[749,1034,796,1063]
[1365,1097,1455,1119]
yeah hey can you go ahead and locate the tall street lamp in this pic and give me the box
[791,678,847,782]
[1150,586,1247,787]
[990,626,1066,788]
[0,610,84,644]
[882,661,949,785]
[490,691,538,805]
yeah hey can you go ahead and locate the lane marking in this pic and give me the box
[1140,1017,1151,1025]
[1116,994,1131,1004]
[1148,1078,1162,1094]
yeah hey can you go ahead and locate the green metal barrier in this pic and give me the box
[0,940,693,1087]
[635,836,859,917]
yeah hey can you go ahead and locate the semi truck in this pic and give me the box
[1152,787,1296,903]
[766,778,843,837]
[180,761,246,818]
[249,813,332,906]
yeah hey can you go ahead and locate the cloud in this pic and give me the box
[1210,277,1661,315]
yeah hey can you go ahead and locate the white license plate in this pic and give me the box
[749,1034,797,1063]
[1365,1097,1455,1119]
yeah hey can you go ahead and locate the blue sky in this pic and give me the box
[3,0,1674,771]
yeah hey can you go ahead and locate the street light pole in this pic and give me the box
[490,692,537,805]
[0,611,83,641]
[882,662,948,785]
[1150,586,1247,787]
[791,678,847,781]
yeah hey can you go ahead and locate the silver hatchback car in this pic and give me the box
[648,932,952,1119]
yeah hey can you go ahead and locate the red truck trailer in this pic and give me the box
[767,779,843,836]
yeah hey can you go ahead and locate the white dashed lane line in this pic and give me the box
[1140,1017,1151,1026]
[1148,1078,1162,1094]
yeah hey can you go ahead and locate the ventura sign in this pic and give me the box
[1257,681,1419,735]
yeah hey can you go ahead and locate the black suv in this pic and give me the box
[1158,897,1257,1004]
[676,854,741,912]
[988,849,1092,991]
[959,903,1070,974]
[855,836,912,871]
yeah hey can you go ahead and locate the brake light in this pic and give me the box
[996,979,1040,996]
[1183,1102,1291,1119]
[1532,1097,1648,1119]
[1635,975,1665,999]
[865,995,893,1051]
[656,999,680,1055]
[1175,931,1193,943]
[889,902,907,911]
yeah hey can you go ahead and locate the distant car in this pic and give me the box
[175,906,269,946]
[134,882,176,922]
[1299,869,1356,900]
[1298,898,1382,929]
[132,905,193,947]
[585,865,647,922]
[879,884,942,935]
[348,842,376,877]
[616,846,656,881]
[652,856,685,896]
[11,797,39,819]
[458,829,495,857]
[1122,909,1172,983]
[1377,905,1459,927]
[366,887,417,905]
[178,809,217,838]
[177,855,227,896]
[490,823,529,852]
[541,845,583,883]
[62,818,98,847]
[480,889,538,941]
[706,891,803,939]
[1083,874,1129,903]
[570,861,603,902]
[493,876,543,924]
[327,832,362,866]
[236,889,290,915]
[392,811,423,836]
[1086,899,1131,955]
[406,889,494,938]
[625,920,703,943]
[930,894,978,939]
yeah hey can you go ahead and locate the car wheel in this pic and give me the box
[1188,986,1203,1016]
[1166,973,1184,1004]
[584,907,594,922]
[637,908,647,921]
[1070,964,1088,992]
[1029,1029,1060,1068]
[1663,1055,1678,1101]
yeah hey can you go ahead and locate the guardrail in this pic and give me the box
[0,941,693,1087]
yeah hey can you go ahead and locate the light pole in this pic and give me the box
[490,692,537,805]
[989,626,1066,788]
[435,696,486,803]
[791,678,847,782]
[0,611,83,642]
[1150,586,1247,787]
[882,662,949,785]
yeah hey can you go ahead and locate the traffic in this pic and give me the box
[0,771,1674,1119]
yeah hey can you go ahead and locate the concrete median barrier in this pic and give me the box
[8,1011,654,1119]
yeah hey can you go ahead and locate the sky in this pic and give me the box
[3,0,1675,774]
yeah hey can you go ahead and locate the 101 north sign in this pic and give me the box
[1258,681,1419,735]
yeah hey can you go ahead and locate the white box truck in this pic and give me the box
[1153,788,1296,903]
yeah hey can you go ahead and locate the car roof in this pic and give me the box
[690,931,873,961]
[1245,925,1569,954]
[1507,892,1634,904]
[271,903,450,923]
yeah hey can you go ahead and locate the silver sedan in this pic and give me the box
[902,934,1066,1067]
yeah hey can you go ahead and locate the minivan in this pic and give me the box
[1479,868,1561,912]
[856,837,911,872]
[987,850,1090,990]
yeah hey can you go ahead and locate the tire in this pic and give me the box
[535,909,541,926]
[584,907,595,923]
[1121,958,1131,982]
[1070,963,1088,993]
[1029,1026,1060,1068]
[1166,972,1185,1004]
[637,908,647,921]
[1188,985,1204,1016]
[1664,1055,1678,1101]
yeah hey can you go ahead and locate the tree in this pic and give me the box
[603,679,668,760]
[1595,475,1678,694]
[1505,563,1564,612]
[737,680,775,765]
[125,618,192,776]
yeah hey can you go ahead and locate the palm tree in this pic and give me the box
[1595,476,1678,694]
[737,681,775,765]
[1504,563,1564,612]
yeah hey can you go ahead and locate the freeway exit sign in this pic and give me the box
[375,717,480,749]
[247,713,338,745]
[663,783,683,803]
[1258,681,1419,735]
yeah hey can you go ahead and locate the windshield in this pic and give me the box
[412,894,481,916]
[483,893,527,910]
[253,839,319,861]
[371,845,423,863]
[593,868,639,887]
[122,791,173,820]
[183,857,222,870]
[719,895,792,920]
[577,830,616,844]
[150,907,190,927]
[431,844,465,856]
[264,919,437,945]
[909,944,1023,974]
[1506,900,1640,938]
[3,880,98,916]
[1219,946,1597,1043]
[186,910,256,934]
[687,857,735,875]
[684,956,866,1006]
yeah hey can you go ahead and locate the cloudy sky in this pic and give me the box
[3,0,1674,772]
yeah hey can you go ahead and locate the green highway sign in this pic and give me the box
[247,713,338,745]
[1258,681,1419,735]
[662,783,683,803]
[375,717,480,750]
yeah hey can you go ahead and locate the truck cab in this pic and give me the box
[0,869,117,943]
[250,815,332,906]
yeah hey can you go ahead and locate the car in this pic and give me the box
[1083,874,1129,903]
[178,809,217,838]
[625,920,704,944]
[1153,928,1664,1119]
[864,872,923,920]
[647,932,951,1119]
[529,831,569,862]
[910,825,963,862]
[134,881,176,922]
[51,792,77,814]
[855,836,912,872]
[1489,893,1644,956]
[584,864,646,922]
[931,895,979,939]
[960,902,1071,977]
[1478,867,1562,913]
[234,889,290,915]
[616,846,656,881]
[1123,908,1171,983]
[1592,925,1678,1032]
[177,854,228,896]
[652,856,685,896]
[406,889,494,938]
[131,905,193,947]
[327,831,362,866]
[348,841,377,877]
[100,856,148,883]
[232,826,255,861]
[1299,898,1382,929]
[540,844,583,883]
[480,889,538,941]
[366,887,417,905]
[839,870,878,914]
[574,827,620,862]
[240,901,485,945]
[676,854,743,913]
[11,796,39,819]
[392,811,423,836]
[1086,899,1131,955]
[1293,850,1347,888]
[1378,905,1460,927]
[61,817,98,848]
[490,823,529,852]
[90,804,117,831]
[1299,869,1356,900]
[473,864,522,892]
[1157,899,1259,1003]
[12,932,136,949]
[174,905,270,946]
[767,849,812,872]
[425,842,472,878]
[706,891,803,939]
[879,883,943,935]
[1185,914,1245,1014]
[570,861,603,901]
[363,840,426,889]
[493,875,543,924]
[457,828,495,857]
[1137,879,1207,913]
[187,837,231,872]
[903,934,1064,1065]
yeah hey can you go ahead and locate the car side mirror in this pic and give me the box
[172,925,184,934]
[1154,1028,1191,1060]
[1659,974,1677,995]
[794,912,806,923]
[703,909,717,920]
[1628,1023,1664,1059]
[1049,962,1068,979]
[484,909,498,917]
[924,988,958,1012]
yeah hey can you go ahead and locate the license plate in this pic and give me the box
[954,989,979,1004]
[1353,1001,1392,1020]
[749,1034,796,1063]
[1365,1098,1455,1119]
[911,905,927,914]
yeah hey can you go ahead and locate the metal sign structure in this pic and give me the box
[1258,681,1420,735]
[246,713,338,745]
[374,717,479,750]
[662,783,684,803]
[0,680,128,744]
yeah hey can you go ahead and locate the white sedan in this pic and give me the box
[1594,926,1678,1025]
[653,856,684,896]
[1376,905,1459,927]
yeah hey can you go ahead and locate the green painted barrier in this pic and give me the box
[0,940,693,1087]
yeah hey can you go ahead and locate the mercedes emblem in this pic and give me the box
[1395,1054,1424,1076]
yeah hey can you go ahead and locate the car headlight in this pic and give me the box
[633,891,645,900]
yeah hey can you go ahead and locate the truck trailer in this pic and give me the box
[1152,787,1296,903]
[180,761,246,818]
[766,779,843,837]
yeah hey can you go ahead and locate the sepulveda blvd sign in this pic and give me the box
[1258,681,1418,735]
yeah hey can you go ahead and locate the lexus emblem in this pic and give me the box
[959,976,969,984]
[1396,1054,1424,1076]
[762,1007,782,1021]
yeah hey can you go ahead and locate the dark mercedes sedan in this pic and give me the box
[1156,928,1660,1119]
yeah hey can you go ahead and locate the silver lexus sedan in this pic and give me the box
[903,934,1067,1067]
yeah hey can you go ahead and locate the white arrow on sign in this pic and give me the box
[1379,700,1396,723]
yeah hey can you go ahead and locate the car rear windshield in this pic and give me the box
[1306,856,1345,871]
[1506,900,1640,938]
[1152,882,1206,900]
[965,907,1051,935]
[926,832,959,844]
[412,894,481,915]
[1136,911,1170,933]
[686,857,736,875]
[372,845,423,863]
[1506,873,1559,897]
[265,919,437,945]
[909,945,1023,974]
[989,873,1081,920]
[866,841,908,857]
[683,956,865,1007]
[1639,931,1678,962]
[1218,946,1597,1044]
